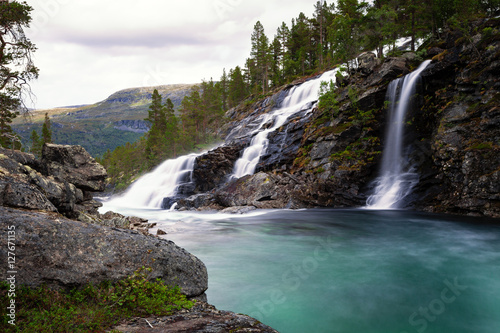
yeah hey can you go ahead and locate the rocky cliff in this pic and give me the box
[176,17,500,218]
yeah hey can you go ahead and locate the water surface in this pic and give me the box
[100,205,500,333]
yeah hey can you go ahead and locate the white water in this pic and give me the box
[105,153,199,209]
[231,69,339,178]
[366,60,431,209]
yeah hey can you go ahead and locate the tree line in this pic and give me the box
[243,0,499,93]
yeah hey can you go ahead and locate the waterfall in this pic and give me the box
[231,69,339,179]
[106,153,199,209]
[366,60,431,209]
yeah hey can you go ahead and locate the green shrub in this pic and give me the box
[0,266,193,333]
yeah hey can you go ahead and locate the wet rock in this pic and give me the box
[215,172,283,207]
[220,206,257,214]
[193,144,243,192]
[0,206,208,298]
[176,193,217,210]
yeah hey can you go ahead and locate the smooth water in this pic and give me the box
[367,60,431,209]
[99,204,500,333]
[105,153,199,209]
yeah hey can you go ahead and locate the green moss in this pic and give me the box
[468,141,493,150]
[0,266,193,333]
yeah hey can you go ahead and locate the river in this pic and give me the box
[99,203,500,333]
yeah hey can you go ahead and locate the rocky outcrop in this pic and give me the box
[0,144,106,218]
[42,143,107,192]
[114,119,151,133]
[110,301,278,333]
[192,144,243,193]
[0,206,208,298]
[410,19,500,217]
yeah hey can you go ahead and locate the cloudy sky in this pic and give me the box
[26,0,320,109]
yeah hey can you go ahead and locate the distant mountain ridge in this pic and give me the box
[13,83,199,157]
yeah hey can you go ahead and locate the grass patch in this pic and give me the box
[0,266,193,333]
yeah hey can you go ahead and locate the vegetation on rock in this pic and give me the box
[0,266,193,333]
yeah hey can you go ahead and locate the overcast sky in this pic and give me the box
[26,0,320,109]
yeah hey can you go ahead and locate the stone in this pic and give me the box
[176,193,216,210]
[0,206,208,298]
[110,301,278,333]
[42,143,107,192]
[193,144,243,192]
[215,172,283,208]
[220,206,257,214]
[357,51,381,75]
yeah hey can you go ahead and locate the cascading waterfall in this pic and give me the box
[106,153,199,209]
[231,69,339,179]
[366,60,431,209]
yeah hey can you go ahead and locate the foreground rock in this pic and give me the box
[0,206,207,298]
[111,301,278,333]
[0,144,106,218]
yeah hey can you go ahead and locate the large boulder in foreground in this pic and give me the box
[0,206,208,298]
[42,143,107,192]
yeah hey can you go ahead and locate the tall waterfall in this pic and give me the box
[106,153,199,209]
[231,69,339,178]
[366,60,431,209]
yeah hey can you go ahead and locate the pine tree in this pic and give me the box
[145,89,167,163]
[228,66,247,109]
[164,98,179,157]
[0,1,38,149]
[30,129,42,157]
[250,21,271,93]
[41,113,52,145]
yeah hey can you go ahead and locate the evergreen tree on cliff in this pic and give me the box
[41,112,52,144]
[145,89,167,164]
[0,1,38,149]
[30,128,41,156]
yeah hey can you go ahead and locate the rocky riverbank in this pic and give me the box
[171,17,500,219]
[0,144,277,331]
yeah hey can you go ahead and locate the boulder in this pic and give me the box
[364,57,409,87]
[42,143,107,192]
[357,52,381,75]
[0,206,208,298]
[176,193,217,210]
[215,172,283,208]
[193,144,243,192]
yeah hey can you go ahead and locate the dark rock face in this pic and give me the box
[110,301,278,333]
[192,144,243,193]
[42,143,107,192]
[0,206,208,298]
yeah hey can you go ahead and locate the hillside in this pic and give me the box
[12,84,198,157]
